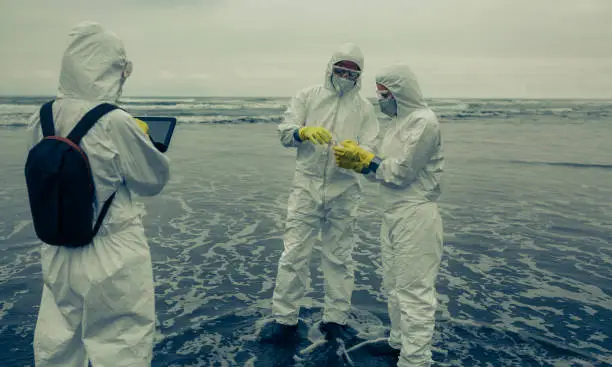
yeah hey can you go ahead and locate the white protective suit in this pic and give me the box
[26,22,170,367]
[368,64,444,367]
[272,43,379,326]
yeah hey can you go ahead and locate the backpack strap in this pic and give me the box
[67,103,119,145]
[39,100,56,137]
[66,103,121,239]
[91,192,117,237]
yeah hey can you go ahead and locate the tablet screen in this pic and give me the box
[134,116,177,148]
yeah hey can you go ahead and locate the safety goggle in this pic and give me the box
[376,89,394,100]
[332,66,361,81]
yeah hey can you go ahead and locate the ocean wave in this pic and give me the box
[430,103,470,113]
[122,101,287,111]
[119,97,198,104]
[123,103,237,110]
[0,114,283,127]
[440,110,508,119]
[0,122,28,127]
[177,102,286,110]
[508,160,612,170]
[177,115,282,124]
[0,104,39,114]
[438,108,608,120]
[0,113,32,127]
[2,98,611,128]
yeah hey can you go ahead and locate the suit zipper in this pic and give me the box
[322,98,341,207]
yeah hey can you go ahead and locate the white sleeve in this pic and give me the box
[108,112,170,196]
[357,100,380,153]
[278,88,309,148]
[370,117,440,187]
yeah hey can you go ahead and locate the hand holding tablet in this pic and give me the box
[134,116,177,153]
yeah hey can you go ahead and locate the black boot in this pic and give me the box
[362,339,401,357]
[318,321,357,342]
[259,321,299,344]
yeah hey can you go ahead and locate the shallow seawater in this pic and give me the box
[1,98,611,366]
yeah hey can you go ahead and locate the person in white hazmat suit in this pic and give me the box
[333,63,444,366]
[26,22,170,366]
[260,43,379,343]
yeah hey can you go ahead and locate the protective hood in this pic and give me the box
[57,22,131,102]
[375,64,428,118]
[324,43,364,94]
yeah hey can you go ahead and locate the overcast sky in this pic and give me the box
[1,0,611,98]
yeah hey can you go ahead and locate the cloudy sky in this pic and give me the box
[1,0,611,98]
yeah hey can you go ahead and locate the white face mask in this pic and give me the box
[332,75,356,95]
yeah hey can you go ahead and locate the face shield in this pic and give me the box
[332,65,361,82]
[331,65,361,95]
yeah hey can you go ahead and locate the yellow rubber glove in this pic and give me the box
[337,157,368,173]
[333,140,375,173]
[298,126,333,145]
[134,118,149,135]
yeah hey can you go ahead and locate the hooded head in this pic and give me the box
[57,22,132,102]
[324,43,364,96]
[375,63,427,118]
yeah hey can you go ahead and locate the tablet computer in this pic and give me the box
[134,116,177,152]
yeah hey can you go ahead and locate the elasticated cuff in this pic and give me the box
[293,128,303,142]
[362,156,382,174]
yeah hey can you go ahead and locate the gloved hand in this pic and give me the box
[134,118,168,152]
[337,158,369,173]
[333,140,375,173]
[298,126,333,144]
[134,118,149,135]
